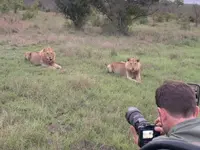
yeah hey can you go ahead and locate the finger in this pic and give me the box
[155,122,162,126]
[154,126,164,135]
[154,117,160,124]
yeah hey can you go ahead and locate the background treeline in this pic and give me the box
[1,0,200,34]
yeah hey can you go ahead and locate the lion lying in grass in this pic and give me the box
[24,47,62,69]
[107,57,142,83]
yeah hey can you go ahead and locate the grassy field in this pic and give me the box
[0,11,200,150]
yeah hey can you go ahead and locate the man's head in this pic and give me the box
[155,80,199,133]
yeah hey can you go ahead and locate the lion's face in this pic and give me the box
[44,51,55,64]
[125,58,141,72]
[42,48,56,64]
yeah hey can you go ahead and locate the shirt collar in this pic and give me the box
[167,118,200,136]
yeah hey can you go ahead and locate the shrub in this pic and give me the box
[0,0,24,14]
[139,17,148,25]
[0,2,10,13]
[178,16,191,30]
[22,10,35,20]
[55,0,91,29]
[165,13,177,22]
[55,0,159,34]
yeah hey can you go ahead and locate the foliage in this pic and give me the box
[192,4,200,27]
[152,12,177,23]
[55,0,159,34]
[159,0,183,6]
[0,2,10,13]
[90,0,159,35]
[177,16,191,30]
[21,0,40,20]
[55,0,91,29]
[0,0,24,13]
[22,10,35,20]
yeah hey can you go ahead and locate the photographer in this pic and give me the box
[129,81,200,148]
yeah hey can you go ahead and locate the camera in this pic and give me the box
[125,83,200,148]
[187,83,200,105]
[125,107,160,147]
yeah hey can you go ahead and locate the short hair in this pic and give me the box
[155,80,196,118]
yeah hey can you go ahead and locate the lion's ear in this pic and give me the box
[127,58,130,61]
[25,52,31,60]
[136,59,140,62]
[42,48,47,52]
[48,47,54,52]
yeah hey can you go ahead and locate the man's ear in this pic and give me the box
[157,107,162,116]
[158,107,168,121]
[194,106,200,117]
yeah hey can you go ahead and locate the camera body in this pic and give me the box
[137,124,160,147]
[125,107,160,147]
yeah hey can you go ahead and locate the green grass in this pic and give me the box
[0,12,200,150]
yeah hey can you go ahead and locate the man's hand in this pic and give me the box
[129,126,141,149]
[129,117,165,149]
[154,117,165,135]
[129,126,138,145]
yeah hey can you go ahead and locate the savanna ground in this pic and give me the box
[0,11,200,150]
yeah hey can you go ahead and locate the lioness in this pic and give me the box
[24,47,62,69]
[107,57,142,83]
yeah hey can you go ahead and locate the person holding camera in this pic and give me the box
[127,81,200,149]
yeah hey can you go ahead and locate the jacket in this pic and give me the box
[152,118,200,146]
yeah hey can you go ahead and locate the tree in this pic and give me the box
[55,0,160,34]
[55,0,91,29]
[0,0,24,13]
[192,4,200,27]
[91,0,159,35]
[158,0,183,13]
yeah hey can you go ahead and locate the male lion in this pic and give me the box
[106,57,142,83]
[24,47,62,69]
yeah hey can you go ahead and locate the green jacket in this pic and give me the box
[152,118,200,146]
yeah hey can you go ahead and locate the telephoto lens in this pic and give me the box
[125,107,161,147]
[125,107,149,134]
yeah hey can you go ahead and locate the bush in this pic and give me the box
[21,0,39,20]
[22,10,35,20]
[13,0,24,13]
[55,0,159,34]
[178,16,191,30]
[0,2,10,13]
[0,0,24,14]
[55,0,91,29]
[155,13,165,22]
[90,0,152,35]
[152,12,177,23]
[88,7,105,27]
[139,17,148,25]
[180,21,191,30]
[165,13,177,22]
